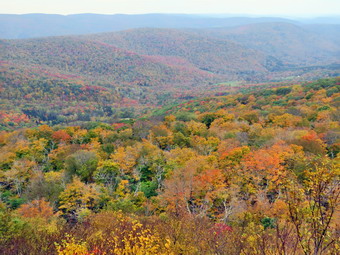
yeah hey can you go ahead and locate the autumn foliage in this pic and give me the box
[0,78,339,254]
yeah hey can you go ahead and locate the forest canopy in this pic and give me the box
[0,77,339,254]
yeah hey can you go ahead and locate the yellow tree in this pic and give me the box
[58,177,100,219]
[283,159,340,255]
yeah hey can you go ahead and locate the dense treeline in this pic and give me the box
[0,78,339,254]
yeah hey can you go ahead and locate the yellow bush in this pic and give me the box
[55,235,90,255]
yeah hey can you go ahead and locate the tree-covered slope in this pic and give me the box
[0,77,339,254]
[84,28,277,74]
[1,26,339,129]
[0,37,217,86]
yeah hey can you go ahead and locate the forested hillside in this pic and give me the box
[84,28,273,74]
[0,34,221,129]
[1,24,339,130]
[195,22,340,66]
[0,78,339,254]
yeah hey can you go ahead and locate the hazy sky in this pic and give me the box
[1,0,340,17]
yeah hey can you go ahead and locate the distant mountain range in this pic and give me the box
[1,13,340,39]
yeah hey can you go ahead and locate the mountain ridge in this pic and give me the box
[0,13,300,39]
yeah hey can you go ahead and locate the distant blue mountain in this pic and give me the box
[0,13,298,39]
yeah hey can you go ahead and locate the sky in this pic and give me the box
[1,0,340,17]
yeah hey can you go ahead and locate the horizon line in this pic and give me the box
[0,12,339,19]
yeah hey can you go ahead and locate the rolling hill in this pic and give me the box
[0,36,218,87]
[194,22,340,66]
[1,27,295,90]
[1,24,339,128]
[83,28,278,74]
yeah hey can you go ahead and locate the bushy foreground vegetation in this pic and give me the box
[0,78,339,254]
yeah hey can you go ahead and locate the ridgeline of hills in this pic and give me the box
[0,14,305,39]
[1,13,340,39]
[0,16,340,128]
[191,22,340,66]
